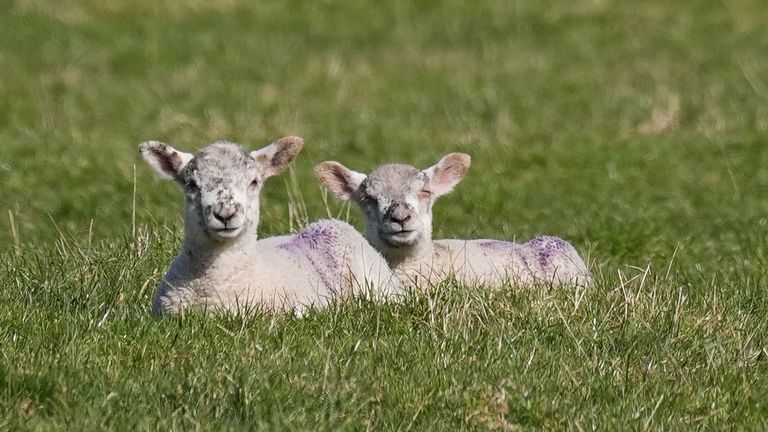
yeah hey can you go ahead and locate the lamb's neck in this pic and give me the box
[177,230,257,278]
[383,240,435,269]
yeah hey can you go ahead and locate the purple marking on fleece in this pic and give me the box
[278,223,343,293]
[480,240,537,279]
[514,248,534,276]
[479,240,509,250]
[526,236,570,269]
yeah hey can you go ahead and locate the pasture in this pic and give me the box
[1,0,767,429]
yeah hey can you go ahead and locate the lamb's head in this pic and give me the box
[315,153,470,257]
[139,136,303,244]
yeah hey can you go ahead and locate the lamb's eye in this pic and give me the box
[250,178,259,187]
[186,180,198,190]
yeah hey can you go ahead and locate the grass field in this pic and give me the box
[1,0,768,429]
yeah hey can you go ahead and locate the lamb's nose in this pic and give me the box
[388,204,411,224]
[213,203,240,224]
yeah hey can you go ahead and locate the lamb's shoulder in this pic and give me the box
[151,275,197,315]
[151,255,219,315]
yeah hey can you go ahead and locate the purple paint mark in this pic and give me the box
[525,236,570,269]
[479,240,538,280]
[479,240,509,250]
[514,248,533,275]
[278,223,343,293]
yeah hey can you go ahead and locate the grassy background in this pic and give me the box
[1,0,767,429]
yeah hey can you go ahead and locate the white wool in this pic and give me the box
[152,219,401,314]
[139,137,401,315]
[387,238,592,289]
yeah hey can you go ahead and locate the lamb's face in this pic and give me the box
[315,153,471,255]
[140,136,304,244]
[178,144,262,241]
[360,164,433,248]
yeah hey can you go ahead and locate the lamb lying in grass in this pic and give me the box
[315,153,592,289]
[139,136,401,315]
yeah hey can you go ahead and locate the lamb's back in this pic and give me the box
[434,236,591,288]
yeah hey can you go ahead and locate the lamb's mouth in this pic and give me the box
[209,226,243,239]
[381,229,417,246]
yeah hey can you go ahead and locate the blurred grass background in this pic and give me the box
[1,0,765,267]
[1,0,767,429]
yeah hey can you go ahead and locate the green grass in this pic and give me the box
[1,0,768,429]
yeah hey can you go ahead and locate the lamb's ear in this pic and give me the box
[423,153,471,197]
[138,141,194,179]
[314,161,367,201]
[250,136,304,178]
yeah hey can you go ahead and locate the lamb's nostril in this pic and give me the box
[214,213,232,223]
[213,203,239,224]
[213,212,231,224]
[388,205,412,224]
[390,213,410,223]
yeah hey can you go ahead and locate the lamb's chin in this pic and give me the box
[207,227,244,241]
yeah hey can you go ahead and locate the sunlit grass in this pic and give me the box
[1,0,767,429]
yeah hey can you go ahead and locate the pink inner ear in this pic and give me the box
[434,165,458,186]
[316,164,356,198]
[431,159,468,194]
[155,149,180,176]
[328,170,354,196]
[270,148,295,169]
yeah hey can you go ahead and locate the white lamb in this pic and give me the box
[139,136,401,315]
[315,153,592,289]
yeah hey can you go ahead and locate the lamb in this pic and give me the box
[314,154,592,289]
[139,136,401,315]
